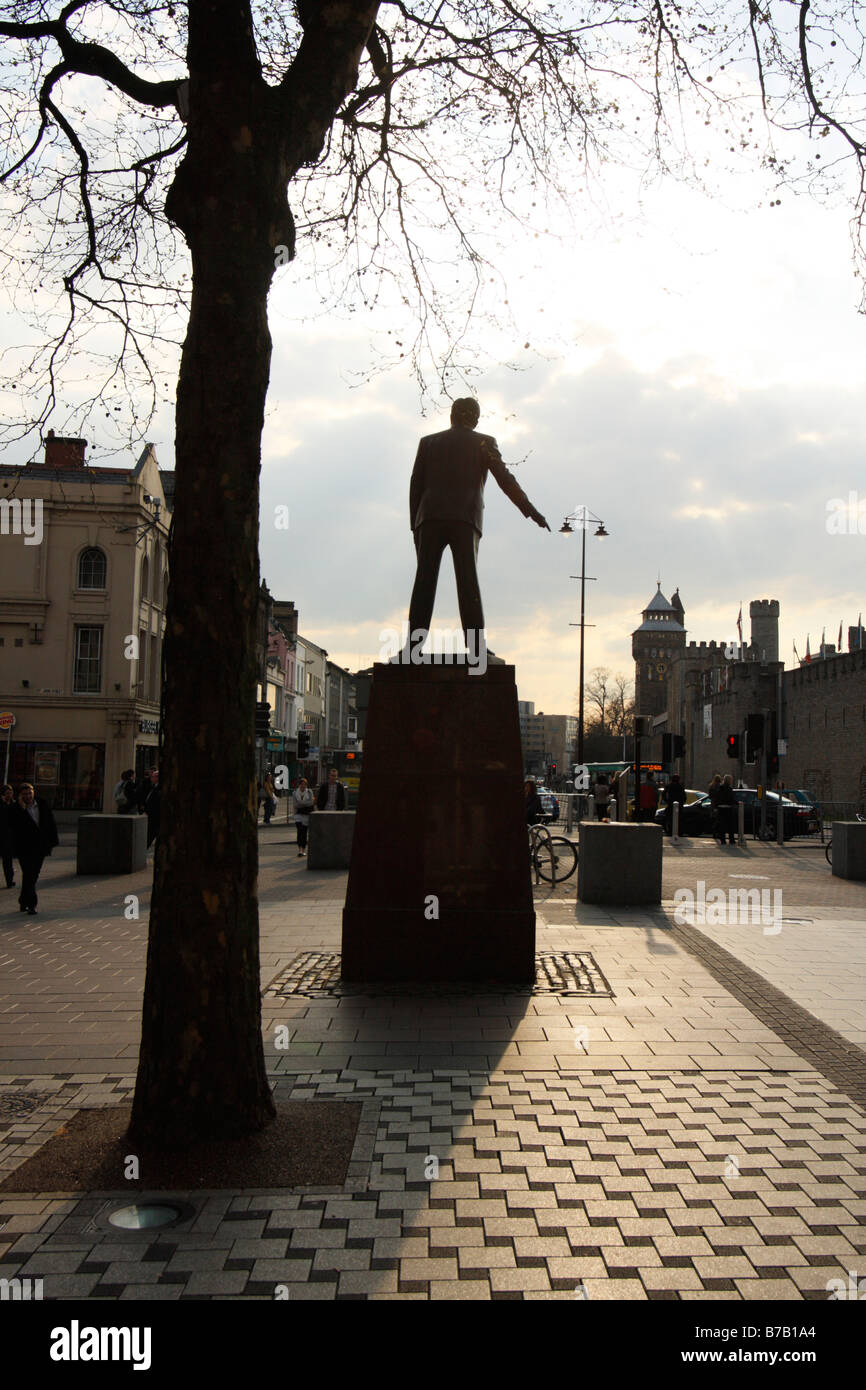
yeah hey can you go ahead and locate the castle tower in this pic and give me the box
[749,599,779,663]
[632,584,687,716]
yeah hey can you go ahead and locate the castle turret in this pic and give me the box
[749,599,779,663]
[632,583,687,716]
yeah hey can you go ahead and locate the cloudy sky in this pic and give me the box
[255,152,866,716]
[2,50,864,719]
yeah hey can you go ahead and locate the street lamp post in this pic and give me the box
[560,507,608,768]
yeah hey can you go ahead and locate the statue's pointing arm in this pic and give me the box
[482,437,550,531]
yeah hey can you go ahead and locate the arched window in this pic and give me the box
[161,569,169,608]
[77,547,107,589]
[140,553,150,602]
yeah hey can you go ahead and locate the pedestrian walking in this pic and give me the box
[662,773,686,836]
[9,783,58,915]
[591,773,611,821]
[262,770,277,825]
[708,774,722,841]
[0,784,16,888]
[716,774,737,845]
[525,779,543,826]
[316,767,347,811]
[141,767,160,848]
[113,769,138,814]
[292,778,314,856]
[638,770,659,823]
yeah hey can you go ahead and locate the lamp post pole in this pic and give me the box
[578,514,587,766]
[561,507,608,773]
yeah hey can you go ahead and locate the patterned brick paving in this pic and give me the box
[0,1068,863,1301]
[1,835,864,1301]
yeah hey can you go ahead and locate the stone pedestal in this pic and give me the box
[578,822,663,904]
[831,821,866,880]
[77,814,147,874]
[308,811,356,869]
[341,662,535,982]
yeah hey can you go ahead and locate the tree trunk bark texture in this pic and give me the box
[129,0,380,1146]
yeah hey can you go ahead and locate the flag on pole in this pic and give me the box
[805,634,811,663]
[793,640,800,664]
[839,619,843,652]
[736,604,743,648]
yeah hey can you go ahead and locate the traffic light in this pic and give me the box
[673,734,686,758]
[662,732,672,763]
[255,701,270,739]
[745,712,763,763]
[550,762,556,775]
[297,730,309,759]
[726,733,740,759]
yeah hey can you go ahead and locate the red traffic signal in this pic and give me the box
[727,734,740,759]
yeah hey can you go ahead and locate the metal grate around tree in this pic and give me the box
[264,950,613,998]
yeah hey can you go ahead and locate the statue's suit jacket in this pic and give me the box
[409,426,535,536]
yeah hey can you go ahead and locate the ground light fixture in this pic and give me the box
[107,1202,188,1230]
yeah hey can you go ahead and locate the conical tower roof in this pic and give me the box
[634,583,686,633]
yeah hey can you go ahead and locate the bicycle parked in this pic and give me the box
[528,821,578,884]
[825,812,866,865]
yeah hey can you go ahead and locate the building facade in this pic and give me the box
[662,598,866,809]
[0,435,171,812]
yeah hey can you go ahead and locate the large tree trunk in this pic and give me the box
[128,0,379,1147]
[128,9,291,1145]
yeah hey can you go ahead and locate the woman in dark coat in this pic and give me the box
[0,783,15,888]
[525,779,543,826]
[9,783,59,914]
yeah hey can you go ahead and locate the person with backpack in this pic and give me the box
[113,769,138,813]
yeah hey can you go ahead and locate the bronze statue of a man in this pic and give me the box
[407,398,549,649]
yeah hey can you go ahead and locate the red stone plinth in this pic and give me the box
[341,662,535,981]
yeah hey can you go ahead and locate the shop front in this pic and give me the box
[6,740,105,811]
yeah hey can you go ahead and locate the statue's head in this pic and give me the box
[450,397,480,429]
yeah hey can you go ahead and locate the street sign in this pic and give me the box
[0,712,15,730]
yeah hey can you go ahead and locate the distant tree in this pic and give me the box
[2,1,865,1145]
[608,672,635,738]
[583,667,612,735]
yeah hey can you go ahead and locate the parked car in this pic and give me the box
[536,789,560,823]
[654,788,811,840]
[776,788,821,832]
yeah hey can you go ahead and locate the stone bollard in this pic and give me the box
[830,821,866,880]
[578,822,663,904]
[308,811,356,869]
[77,814,147,874]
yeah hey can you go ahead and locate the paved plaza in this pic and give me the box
[0,826,864,1303]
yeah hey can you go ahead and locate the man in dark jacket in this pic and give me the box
[141,767,160,848]
[662,774,687,835]
[316,768,347,811]
[407,398,549,647]
[10,783,59,914]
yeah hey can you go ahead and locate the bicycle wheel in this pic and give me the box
[534,836,578,883]
[825,840,832,866]
[532,833,556,884]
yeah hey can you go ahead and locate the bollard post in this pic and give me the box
[672,801,680,842]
